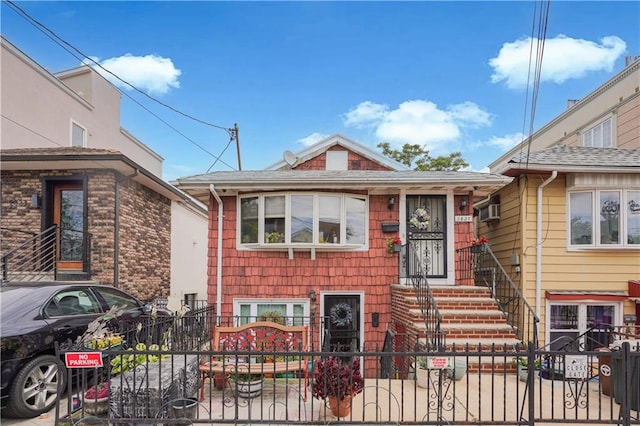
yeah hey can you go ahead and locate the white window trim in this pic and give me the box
[237,192,369,251]
[581,115,615,148]
[567,188,640,249]
[70,120,87,147]
[233,298,310,326]
[545,300,622,349]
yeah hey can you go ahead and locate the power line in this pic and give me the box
[4,0,239,172]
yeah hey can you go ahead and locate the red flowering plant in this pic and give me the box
[84,381,109,400]
[312,356,364,401]
[471,236,488,246]
[385,236,403,254]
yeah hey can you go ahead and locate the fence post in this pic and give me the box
[527,343,535,426]
[621,342,630,426]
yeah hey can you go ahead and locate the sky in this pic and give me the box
[2,1,639,181]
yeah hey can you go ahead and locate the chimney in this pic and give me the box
[567,99,580,109]
[625,55,640,67]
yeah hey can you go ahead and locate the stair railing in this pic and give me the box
[456,243,539,348]
[1,225,58,281]
[399,242,445,350]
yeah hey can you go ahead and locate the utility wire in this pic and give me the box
[4,0,238,172]
[511,0,551,255]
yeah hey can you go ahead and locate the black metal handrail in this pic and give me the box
[399,242,445,350]
[456,243,539,348]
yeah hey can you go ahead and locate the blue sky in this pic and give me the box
[2,1,639,181]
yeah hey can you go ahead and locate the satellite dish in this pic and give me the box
[283,150,298,167]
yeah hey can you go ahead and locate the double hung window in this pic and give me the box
[582,118,612,148]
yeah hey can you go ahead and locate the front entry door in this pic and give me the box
[323,295,361,352]
[52,183,85,270]
[405,195,446,278]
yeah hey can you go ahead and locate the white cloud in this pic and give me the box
[298,132,328,146]
[485,132,525,152]
[343,101,389,127]
[343,100,492,153]
[90,54,182,95]
[490,35,626,89]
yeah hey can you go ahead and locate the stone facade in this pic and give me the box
[0,168,170,301]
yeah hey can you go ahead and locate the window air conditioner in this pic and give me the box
[480,204,500,222]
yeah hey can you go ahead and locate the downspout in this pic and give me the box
[209,184,223,320]
[536,170,557,318]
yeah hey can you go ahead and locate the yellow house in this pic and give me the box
[480,58,640,349]
[484,147,639,349]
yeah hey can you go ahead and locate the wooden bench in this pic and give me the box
[199,321,309,400]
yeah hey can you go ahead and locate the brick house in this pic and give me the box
[0,36,207,302]
[174,134,513,367]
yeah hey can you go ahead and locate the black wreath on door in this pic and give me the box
[329,303,352,328]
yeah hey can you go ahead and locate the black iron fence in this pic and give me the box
[55,328,639,425]
[456,243,539,348]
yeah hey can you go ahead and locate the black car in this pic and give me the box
[0,282,172,419]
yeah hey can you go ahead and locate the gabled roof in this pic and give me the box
[0,147,206,213]
[173,169,512,202]
[499,146,640,176]
[264,133,409,171]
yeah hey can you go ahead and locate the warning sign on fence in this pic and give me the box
[64,352,103,368]
[427,356,453,370]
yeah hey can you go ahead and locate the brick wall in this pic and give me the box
[117,177,171,301]
[0,169,171,302]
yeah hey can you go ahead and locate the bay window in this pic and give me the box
[569,189,640,248]
[238,193,368,248]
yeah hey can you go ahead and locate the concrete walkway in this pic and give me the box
[1,374,624,425]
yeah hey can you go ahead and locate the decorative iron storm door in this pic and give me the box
[404,195,447,278]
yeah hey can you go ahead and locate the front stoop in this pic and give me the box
[391,284,521,373]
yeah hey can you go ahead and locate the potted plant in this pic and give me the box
[233,373,264,398]
[83,381,110,415]
[312,356,364,418]
[470,235,489,253]
[515,356,541,382]
[258,310,285,325]
[414,356,430,388]
[385,236,402,254]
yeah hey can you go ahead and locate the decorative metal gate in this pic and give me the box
[404,195,446,278]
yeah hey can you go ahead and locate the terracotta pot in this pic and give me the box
[328,395,352,418]
[213,373,228,390]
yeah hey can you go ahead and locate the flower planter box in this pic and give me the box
[470,244,488,254]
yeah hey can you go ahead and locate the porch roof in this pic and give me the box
[171,170,512,201]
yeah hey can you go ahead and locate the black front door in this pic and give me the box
[323,295,360,352]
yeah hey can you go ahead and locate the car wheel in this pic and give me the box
[4,355,65,419]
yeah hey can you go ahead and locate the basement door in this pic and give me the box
[404,195,447,279]
[323,294,361,353]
